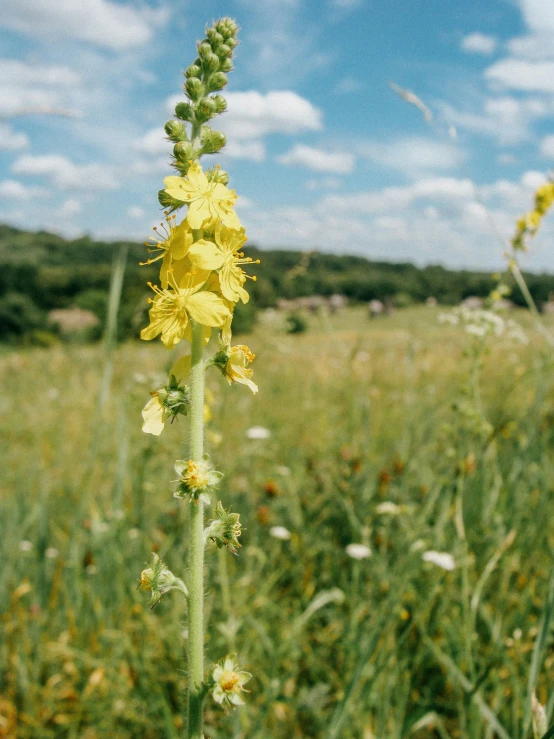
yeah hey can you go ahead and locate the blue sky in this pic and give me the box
[1,0,554,270]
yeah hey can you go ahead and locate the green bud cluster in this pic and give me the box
[155,374,190,421]
[158,17,239,204]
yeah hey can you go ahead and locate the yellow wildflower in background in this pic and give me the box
[164,161,241,230]
[141,270,231,348]
[188,224,259,304]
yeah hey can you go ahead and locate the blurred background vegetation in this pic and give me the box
[3,223,554,346]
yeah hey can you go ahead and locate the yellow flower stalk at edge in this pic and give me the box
[141,270,231,348]
[188,223,260,304]
[164,161,241,231]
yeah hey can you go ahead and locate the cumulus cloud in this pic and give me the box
[541,135,554,158]
[12,154,118,190]
[485,59,554,92]
[358,137,465,175]
[461,33,497,55]
[0,179,46,199]
[0,58,81,117]
[440,96,553,144]
[0,123,28,151]
[0,0,167,50]
[277,145,354,173]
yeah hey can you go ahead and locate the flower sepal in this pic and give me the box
[204,501,242,554]
[138,553,188,609]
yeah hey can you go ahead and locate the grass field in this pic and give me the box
[1,305,554,738]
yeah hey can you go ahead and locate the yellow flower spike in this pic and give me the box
[188,224,259,304]
[164,160,241,230]
[140,269,231,348]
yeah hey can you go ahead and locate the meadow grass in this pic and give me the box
[1,305,553,738]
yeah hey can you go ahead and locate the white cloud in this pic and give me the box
[12,154,118,190]
[541,135,554,158]
[224,140,266,162]
[56,199,82,218]
[0,0,167,50]
[0,179,45,199]
[485,59,554,92]
[441,96,553,144]
[133,128,168,156]
[0,59,81,117]
[277,145,355,173]
[222,91,323,140]
[461,33,497,55]
[0,123,28,150]
[358,136,465,175]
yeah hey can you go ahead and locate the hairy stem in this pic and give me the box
[188,319,205,738]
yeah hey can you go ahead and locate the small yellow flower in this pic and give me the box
[174,458,223,502]
[141,270,231,348]
[164,161,241,230]
[211,657,251,707]
[140,216,193,287]
[213,344,258,393]
[187,224,259,304]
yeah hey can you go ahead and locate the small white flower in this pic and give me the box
[86,564,97,575]
[133,372,148,384]
[212,656,251,707]
[48,387,60,400]
[422,550,455,571]
[113,509,125,521]
[275,465,291,476]
[19,540,33,552]
[375,502,401,515]
[269,526,291,540]
[246,426,271,440]
[345,543,372,560]
[45,547,59,559]
[128,528,140,540]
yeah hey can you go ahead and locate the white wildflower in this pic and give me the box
[345,543,372,560]
[422,550,455,571]
[269,526,291,540]
[246,426,271,440]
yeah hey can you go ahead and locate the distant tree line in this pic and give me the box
[1,224,553,344]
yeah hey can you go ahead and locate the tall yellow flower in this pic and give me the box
[164,161,241,230]
[187,224,259,304]
[141,269,231,348]
[140,216,193,287]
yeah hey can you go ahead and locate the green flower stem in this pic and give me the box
[188,318,206,738]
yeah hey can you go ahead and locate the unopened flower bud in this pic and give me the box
[142,374,190,435]
[207,72,227,92]
[200,127,226,154]
[173,141,194,162]
[206,28,224,46]
[216,18,239,40]
[174,102,194,122]
[185,77,203,101]
[158,189,186,211]
[204,52,221,74]
[198,42,212,59]
[216,44,231,59]
[196,97,216,122]
[185,64,202,78]
[226,36,238,50]
[219,58,233,73]
[212,95,227,114]
[164,120,188,142]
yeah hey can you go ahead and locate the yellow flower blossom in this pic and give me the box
[140,215,193,287]
[213,344,258,393]
[211,657,251,707]
[188,224,259,304]
[164,161,241,230]
[141,269,231,348]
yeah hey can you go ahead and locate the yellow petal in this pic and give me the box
[171,355,191,382]
[186,292,231,327]
[171,222,193,260]
[142,396,165,435]
[186,161,209,190]
[164,176,193,201]
[188,239,225,271]
[186,200,212,229]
